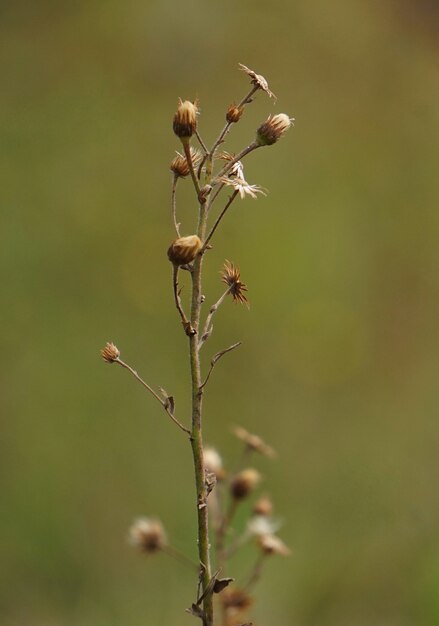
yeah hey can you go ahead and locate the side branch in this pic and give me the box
[172,264,195,336]
[202,191,239,252]
[115,358,191,435]
[171,175,181,237]
[200,342,242,390]
[210,85,259,158]
[213,141,260,183]
[198,287,231,349]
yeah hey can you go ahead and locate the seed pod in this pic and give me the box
[167,235,202,266]
[256,113,293,146]
[226,103,244,124]
[173,99,198,139]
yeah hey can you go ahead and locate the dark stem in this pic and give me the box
[171,174,180,237]
[202,191,239,252]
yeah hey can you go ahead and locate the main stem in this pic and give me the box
[189,186,212,625]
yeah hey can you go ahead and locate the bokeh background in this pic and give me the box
[1,1,438,625]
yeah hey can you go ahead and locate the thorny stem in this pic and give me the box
[210,86,259,158]
[202,191,239,252]
[189,191,213,626]
[198,287,231,349]
[171,175,180,237]
[115,358,191,435]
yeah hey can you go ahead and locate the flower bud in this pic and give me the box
[173,99,198,140]
[253,495,273,517]
[167,235,202,266]
[230,468,261,500]
[101,342,120,363]
[256,113,293,146]
[128,517,167,553]
[226,103,244,124]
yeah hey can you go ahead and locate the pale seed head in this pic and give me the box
[101,342,120,363]
[204,446,225,481]
[173,99,198,139]
[258,533,291,556]
[167,235,202,266]
[238,63,276,100]
[256,113,294,146]
[128,517,167,553]
[230,468,261,500]
[170,147,203,178]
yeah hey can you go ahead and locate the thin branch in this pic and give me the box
[200,342,242,389]
[202,191,239,252]
[172,264,194,335]
[171,174,181,237]
[163,545,199,571]
[210,86,259,158]
[183,141,202,197]
[198,288,231,349]
[207,180,226,211]
[115,358,191,435]
[195,128,209,156]
[244,552,267,590]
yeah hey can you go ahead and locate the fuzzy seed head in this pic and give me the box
[170,147,203,178]
[101,342,120,363]
[226,103,244,124]
[233,426,276,458]
[258,533,291,556]
[128,517,166,553]
[173,99,198,139]
[230,468,261,500]
[256,113,293,146]
[253,495,274,517]
[167,235,202,266]
[204,447,225,480]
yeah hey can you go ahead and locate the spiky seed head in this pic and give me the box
[238,63,276,100]
[128,517,167,553]
[204,447,225,480]
[258,533,291,556]
[221,261,249,306]
[256,113,294,146]
[173,99,198,140]
[167,235,202,266]
[230,468,261,500]
[253,495,274,517]
[170,147,203,178]
[226,103,244,124]
[101,342,120,363]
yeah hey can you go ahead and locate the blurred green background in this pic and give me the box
[1,1,438,624]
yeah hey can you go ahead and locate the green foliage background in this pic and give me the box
[1,1,438,624]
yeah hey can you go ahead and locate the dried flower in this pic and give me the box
[173,99,198,140]
[170,147,203,178]
[256,113,294,146]
[218,176,266,200]
[253,495,274,517]
[167,235,202,266]
[128,517,167,553]
[247,514,281,537]
[258,533,291,556]
[238,63,276,100]
[221,261,249,306]
[204,447,225,481]
[230,468,261,500]
[226,103,244,123]
[218,152,245,179]
[222,587,254,612]
[101,342,120,363]
[233,426,276,458]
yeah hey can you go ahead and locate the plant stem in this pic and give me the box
[183,141,202,197]
[189,188,213,626]
[171,175,180,237]
[213,141,260,182]
[202,191,239,252]
[210,86,259,158]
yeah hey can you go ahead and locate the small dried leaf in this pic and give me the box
[213,577,234,593]
[159,388,175,414]
[186,603,204,620]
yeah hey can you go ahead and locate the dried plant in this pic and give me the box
[101,64,293,626]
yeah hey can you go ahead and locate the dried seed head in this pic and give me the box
[233,426,276,458]
[204,446,225,480]
[128,517,167,553]
[101,342,120,363]
[253,495,274,517]
[230,468,261,500]
[258,533,291,556]
[170,147,203,178]
[221,261,249,306]
[173,99,198,139]
[222,587,254,612]
[247,514,281,537]
[226,103,244,123]
[256,113,294,146]
[238,63,276,100]
[167,235,202,266]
